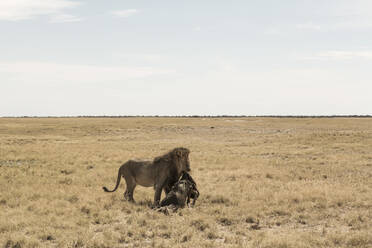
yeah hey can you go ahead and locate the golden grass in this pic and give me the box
[0,117,371,248]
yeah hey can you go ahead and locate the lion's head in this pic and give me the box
[172,147,190,172]
[153,147,190,172]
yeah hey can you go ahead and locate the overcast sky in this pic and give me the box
[1,0,371,116]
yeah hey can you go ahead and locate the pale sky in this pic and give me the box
[1,0,371,116]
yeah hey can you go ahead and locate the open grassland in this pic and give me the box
[0,117,371,248]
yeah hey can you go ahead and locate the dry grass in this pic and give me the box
[0,117,371,248]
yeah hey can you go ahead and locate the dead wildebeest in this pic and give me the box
[156,172,199,214]
[178,171,199,206]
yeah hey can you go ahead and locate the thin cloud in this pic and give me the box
[0,0,81,22]
[295,23,321,31]
[263,28,281,35]
[296,0,372,30]
[193,26,202,32]
[111,9,139,18]
[302,50,372,60]
[0,61,174,83]
[49,14,82,23]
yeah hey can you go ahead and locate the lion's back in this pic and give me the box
[123,160,155,187]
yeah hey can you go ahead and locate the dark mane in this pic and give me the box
[153,147,189,164]
[153,152,172,163]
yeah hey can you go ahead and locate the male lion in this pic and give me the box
[102,147,191,206]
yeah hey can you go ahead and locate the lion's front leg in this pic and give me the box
[154,174,169,206]
[154,185,163,206]
[163,185,171,195]
[154,179,168,206]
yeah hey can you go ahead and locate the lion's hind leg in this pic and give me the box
[123,173,136,202]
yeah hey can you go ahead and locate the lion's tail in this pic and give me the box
[102,167,122,193]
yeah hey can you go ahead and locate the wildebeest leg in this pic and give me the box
[186,195,191,206]
[190,189,199,206]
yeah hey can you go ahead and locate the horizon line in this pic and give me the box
[1,115,372,118]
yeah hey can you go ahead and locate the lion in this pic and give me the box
[102,147,191,206]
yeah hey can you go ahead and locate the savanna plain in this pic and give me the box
[0,117,371,248]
